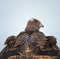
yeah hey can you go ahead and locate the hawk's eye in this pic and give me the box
[34,19,40,25]
[34,19,38,23]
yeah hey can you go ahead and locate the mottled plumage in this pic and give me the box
[0,18,59,59]
[25,18,44,32]
[5,35,16,48]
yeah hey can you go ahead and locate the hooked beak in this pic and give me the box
[39,23,44,27]
[42,25,44,27]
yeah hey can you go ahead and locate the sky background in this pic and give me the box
[0,0,60,51]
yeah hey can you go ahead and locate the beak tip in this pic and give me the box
[42,25,44,27]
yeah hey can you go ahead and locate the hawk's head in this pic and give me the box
[25,18,44,32]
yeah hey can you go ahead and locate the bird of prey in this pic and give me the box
[25,18,44,32]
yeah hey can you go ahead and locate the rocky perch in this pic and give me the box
[0,18,60,59]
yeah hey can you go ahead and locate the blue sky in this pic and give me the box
[0,0,60,51]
